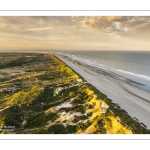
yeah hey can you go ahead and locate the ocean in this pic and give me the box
[58,50,150,92]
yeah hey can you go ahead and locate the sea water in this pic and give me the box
[58,50,150,92]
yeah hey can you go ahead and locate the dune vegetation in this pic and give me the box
[0,53,149,134]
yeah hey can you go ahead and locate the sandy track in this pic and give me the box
[56,54,150,129]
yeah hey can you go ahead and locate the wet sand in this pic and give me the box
[56,54,150,129]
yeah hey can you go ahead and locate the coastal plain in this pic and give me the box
[0,53,149,134]
[56,53,150,130]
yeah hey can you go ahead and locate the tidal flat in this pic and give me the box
[0,53,149,134]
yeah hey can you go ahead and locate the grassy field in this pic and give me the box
[0,52,149,134]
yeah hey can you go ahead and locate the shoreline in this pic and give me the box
[56,53,150,129]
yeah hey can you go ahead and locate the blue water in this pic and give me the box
[58,50,150,92]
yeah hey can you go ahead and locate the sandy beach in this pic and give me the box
[56,54,150,129]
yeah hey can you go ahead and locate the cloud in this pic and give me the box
[133,22,150,32]
[0,16,76,40]
[79,16,150,40]
[73,25,82,29]
[105,16,128,22]
[0,16,74,30]
[1,24,6,28]
[25,27,54,31]
[80,16,129,34]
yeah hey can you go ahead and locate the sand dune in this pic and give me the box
[56,54,150,129]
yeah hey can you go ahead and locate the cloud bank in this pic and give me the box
[0,16,150,51]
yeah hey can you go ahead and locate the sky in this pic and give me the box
[0,16,150,51]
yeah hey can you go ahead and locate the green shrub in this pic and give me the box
[26,112,57,128]
[65,125,77,133]
[48,124,67,134]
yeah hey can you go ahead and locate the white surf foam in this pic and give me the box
[59,53,150,89]
[114,69,150,81]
